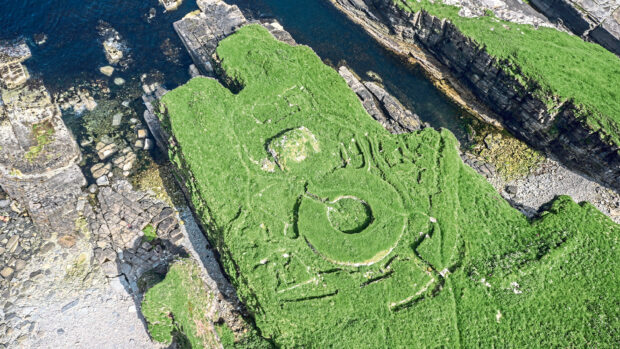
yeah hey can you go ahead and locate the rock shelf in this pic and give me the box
[0,76,86,237]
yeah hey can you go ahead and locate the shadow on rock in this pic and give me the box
[113,235,188,344]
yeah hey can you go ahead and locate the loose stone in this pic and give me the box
[112,113,123,127]
[144,138,154,150]
[99,66,115,77]
[96,176,110,187]
[0,267,14,279]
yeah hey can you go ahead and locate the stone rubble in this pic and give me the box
[97,21,131,69]
[160,0,183,12]
[443,0,557,28]
[54,87,97,114]
[99,65,115,77]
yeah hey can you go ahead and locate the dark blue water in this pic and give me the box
[229,0,465,132]
[0,0,467,136]
[0,0,197,89]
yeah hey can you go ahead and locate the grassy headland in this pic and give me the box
[158,25,619,347]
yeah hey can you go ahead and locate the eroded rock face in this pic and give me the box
[330,0,620,190]
[339,66,422,133]
[530,0,620,56]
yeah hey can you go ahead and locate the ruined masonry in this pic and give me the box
[0,42,86,238]
[0,41,31,90]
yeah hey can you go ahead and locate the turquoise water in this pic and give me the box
[0,0,466,135]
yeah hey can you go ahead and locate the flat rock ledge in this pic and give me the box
[339,66,423,133]
[0,44,86,237]
[173,0,296,76]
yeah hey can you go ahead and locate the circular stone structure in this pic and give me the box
[299,169,406,266]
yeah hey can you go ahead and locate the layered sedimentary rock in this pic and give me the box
[339,66,422,133]
[173,0,247,75]
[530,0,620,56]
[330,0,620,190]
[0,54,86,236]
[173,0,296,76]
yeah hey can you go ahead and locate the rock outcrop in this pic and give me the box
[173,0,247,75]
[0,42,86,237]
[339,66,422,133]
[0,81,86,237]
[530,0,620,56]
[160,0,183,12]
[330,0,620,190]
[173,0,297,76]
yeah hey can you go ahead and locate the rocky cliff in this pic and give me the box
[331,0,620,190]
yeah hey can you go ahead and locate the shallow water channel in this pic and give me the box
[1,0,471,138]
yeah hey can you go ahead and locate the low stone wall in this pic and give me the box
[331,0,620,190]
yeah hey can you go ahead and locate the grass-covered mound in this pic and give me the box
[395,0,620,146]
[160,25,619,347]
[141,259,217,348]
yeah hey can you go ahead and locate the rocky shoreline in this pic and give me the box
[328,0,620,191]
[0,0,619,347]
[0,32,247,346]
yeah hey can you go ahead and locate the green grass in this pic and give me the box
[396,0,620,146]
[159,25,619,347]
[142,224,157,242]
[24,120,55,162]
[142,258,271,349]
[141,259,217,348]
